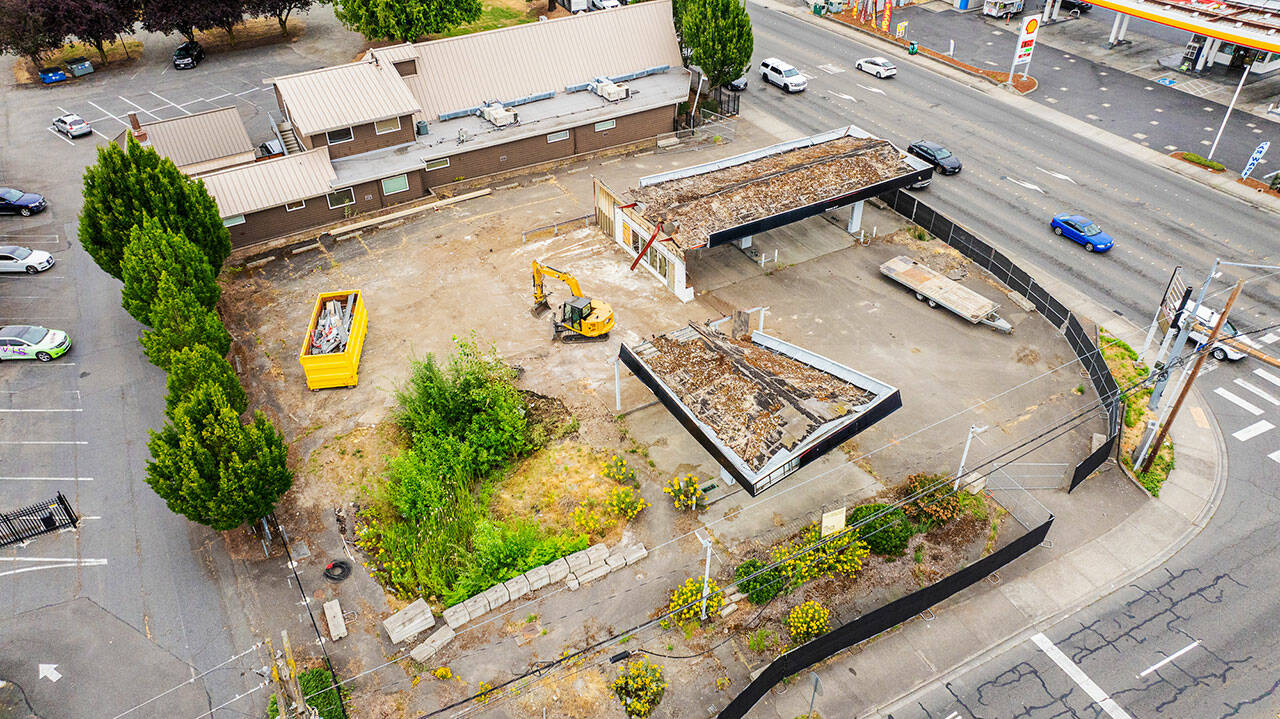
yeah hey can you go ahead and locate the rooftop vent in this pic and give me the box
[480,103,519,127]
[590,78,630,102]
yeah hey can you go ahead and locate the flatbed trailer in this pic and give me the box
[880,255,1013,334]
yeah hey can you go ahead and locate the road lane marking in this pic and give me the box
[1213,387,1263,415]
[830,91,857,102]
[1030,633,1133,719]
[1139,640,1200,677]
[855,83,886,95]
[1260,333,1278,344]
[0,559,107,578]
[1234,378,1280,405]
[1036,167,1077,183]
[1003,177,1045,194]
[0,476,93,481]
[817,63,844,74]
[0,556,107,563]
[1254,369,1280,388]
[1232,420,1273,441]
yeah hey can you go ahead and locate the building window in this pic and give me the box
[223,215,245,227]
[547,130,570,143]
[594,119,616,132]
[284,200,306,212]
[424,157,450,172]
[374,117,401,135]
[326,127,354,144]
[381,174,410,196]
[327,188,355,209]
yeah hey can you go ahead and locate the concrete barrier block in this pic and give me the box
[382,598,435,644]
[605,554,627,572]
[577,563,610,585]
[442,603,470,630]
[525,565,551,591]
[565,550,592,573]
[545,558,571,583]
[463,594,490,620]
[586,543,610,564]
[504,574,531,601]
[409,625,456,663]
[481,583,510,611]
[622,543,649,566]
[565,574,581,591]
[323,600,347,641]
[719,602,738,618]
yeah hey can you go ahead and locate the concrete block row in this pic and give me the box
[564,542,649,590]
[382,598,435,645]
[409,624,456,663]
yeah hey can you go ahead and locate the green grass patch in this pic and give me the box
[357,338,587,605]
[439,6,533,37]
[297,668,347,719]
[1099,330,1173,495]
[1178,152,1226,172]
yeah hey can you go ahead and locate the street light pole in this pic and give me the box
[1208,59,1253,161]
[955,424,988,491]
[1148,259,1217,411]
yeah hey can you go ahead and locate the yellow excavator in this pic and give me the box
[531,260,615,343]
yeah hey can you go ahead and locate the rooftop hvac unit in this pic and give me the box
[481,103,519,127]
[591,79,630,102]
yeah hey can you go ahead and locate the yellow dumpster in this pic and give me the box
[299,290,367,390]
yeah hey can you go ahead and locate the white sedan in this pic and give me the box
[856,57,897,78]
[0,245,55,274]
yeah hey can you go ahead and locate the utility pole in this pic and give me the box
[1148,259,1218,411]
[1139,280,1243,474]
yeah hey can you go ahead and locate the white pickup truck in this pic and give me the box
[1182,305,1246,361]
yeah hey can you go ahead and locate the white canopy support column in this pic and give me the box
[847,200,864,234]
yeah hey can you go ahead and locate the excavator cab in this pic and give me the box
[530,260,615,343]
[562,296,593,329]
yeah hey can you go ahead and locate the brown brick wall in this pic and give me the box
[306,114,417,159]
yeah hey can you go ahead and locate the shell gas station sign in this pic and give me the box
[1015,17,1039,65]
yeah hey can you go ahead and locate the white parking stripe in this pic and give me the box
[1138,640,1200,677]
[1030,633,1133,719]
[1213,387,1263,415]
[0,476,94,481]
[45,127,76,146]
[1233,378,1280,405]
[1232,420,1274,441]
[1269,449,1280,464]
[118,96,162,120]
[86,100,130,127]
[149,91,192,115]
[0,441,87,445]
[1254,369,1280,388]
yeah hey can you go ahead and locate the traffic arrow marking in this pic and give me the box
[1003,176,1045,194]
[1036,166,1077,184]
[856,83,886,95]
[38,664,61,682]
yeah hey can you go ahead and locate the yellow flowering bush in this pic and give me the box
[664,576,723,626]
[611,659,667,718]
[432,666,453,680]
[603,455,636,484]
[787,600,831,645]
[769,523,869,589]
[606,486,649,520]
[663,474,705,511]
[571,502,614,535]
[476,681,495,705]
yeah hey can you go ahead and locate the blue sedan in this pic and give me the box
[1050,213,1113,252]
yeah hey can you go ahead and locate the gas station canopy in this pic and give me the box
[1089,0,1280,54]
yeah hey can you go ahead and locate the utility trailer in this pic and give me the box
[880,255,1013,333]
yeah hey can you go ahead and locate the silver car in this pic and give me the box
[52,113,92,138]
[0,245,55,273]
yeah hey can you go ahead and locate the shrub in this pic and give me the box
[665,576,722,626]
[605,486,648,521]
[769,523,869,589]
[663,474,705,511]
[611,659,667,718]
[432,666,453,680]
[747,628,776,653]
[571,502,614,535]
[1180,152,1226,171]
[847,503,913,556]
[603,455,636,484]
[735,558,784,604]
[787,600,831,645]
[297,668,346,719]
[900,473,966,527]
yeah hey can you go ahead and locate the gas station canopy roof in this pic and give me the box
[1089,0,1280,54]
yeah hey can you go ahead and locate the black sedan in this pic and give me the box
[1060,0,1092,12]
[907,141,962,175]
[172,41,205,69]
[0,188,47,217]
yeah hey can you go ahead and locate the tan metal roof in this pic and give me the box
[200,147,337,217]
[269,61,421,137]
[372,1,684,119]
[134,107,255,168]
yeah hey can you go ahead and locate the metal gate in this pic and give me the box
[707,86,740,116]
[1,493,79,546]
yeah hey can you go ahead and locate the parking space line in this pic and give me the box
[0,560,108,578]
[149,91,192,115]
[119,96,162,120]
[0,476,94,481]
[1138,640,1200,678]
[86,100,131,128]
[0,408,83,413]
[1269,449,1280,464]
[0,441,88,445]
[45,127,76,146]
[1030,632,1133,719]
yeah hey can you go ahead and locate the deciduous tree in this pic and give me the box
[140,0,245,42]
[333,0,482,42]
[245,0,313,35]
[48,0,138,64]
[145,383,292,531]
[0,0,63,69]
[681,0,753,88]
[120,215,221,325]
[165,344,248,416]
[79,137,230,279]
[140,273,232,370]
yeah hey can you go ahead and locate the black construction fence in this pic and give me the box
[718,516,1054,718]
[880,189,1121,492]
[1,492,78,547]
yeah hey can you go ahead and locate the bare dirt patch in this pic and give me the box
[492,442,622,538]
[295,423,402,511]
[13,38,143,85]
[1015,346,1040,365]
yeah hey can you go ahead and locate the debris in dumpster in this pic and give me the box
[310,293,356,355]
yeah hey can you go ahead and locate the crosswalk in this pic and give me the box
[1213,361,1280,462]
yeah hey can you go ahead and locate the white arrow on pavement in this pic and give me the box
[38,664,61,682]
[856,83,886,95]
[1004,176,1046,194]
[830,91,858,102]
[1036,166,1078,184]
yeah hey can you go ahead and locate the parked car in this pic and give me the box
[172,41,205,69]
[1050,213,1113,252]
[907,141,962,174]
[0,246,55,274]
[1180,305,1246,361]
[0,188,47,217]
[0,325,71,362]
[1059,0,1092,12]
[856,57,897,78]
[591,0,621,8]
[760,58,807,93]
[52,113,92,138]
[725,75,748,91]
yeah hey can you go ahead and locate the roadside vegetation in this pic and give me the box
[1099,330,1174,495]
[1175,151,1227,172]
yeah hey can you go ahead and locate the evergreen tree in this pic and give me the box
[140,273,232,370]
[333,0,481,42]
[79,136,230,279]
[145,383,292,531]
[682,0,753,88]
[120,214,221,325]
[165,344,247,416]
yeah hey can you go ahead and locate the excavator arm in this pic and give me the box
[532,260,585,307]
